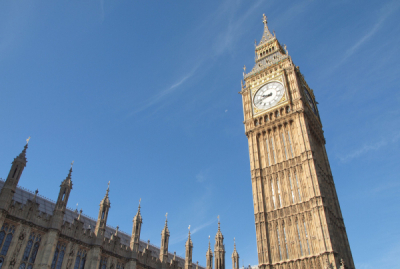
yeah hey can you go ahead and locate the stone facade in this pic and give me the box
[240,15,355,269]
[0,143,239,269]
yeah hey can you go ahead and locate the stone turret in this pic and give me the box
[160,213,170,263]
[130,199,142,251]
[95,182,111,237]
[231,238,239,269]
[185,226,193,269]
[206,235,213,269]
[214,217,225,269]
[50,163,73,230]
[0,139,29,211]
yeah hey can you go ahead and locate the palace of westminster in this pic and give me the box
[0,15,354,269]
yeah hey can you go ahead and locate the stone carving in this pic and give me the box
[9,227,27,269]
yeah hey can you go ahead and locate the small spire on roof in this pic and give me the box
[32,189,38,202]
[115,226,119,236]
[78,209,82,221]
[26,136,31,145]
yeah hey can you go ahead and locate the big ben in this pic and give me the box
[241,15,355,269]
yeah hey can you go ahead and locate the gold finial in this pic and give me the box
[243,65,246,72]
[139,198,141,205]
[26,136,31,144]
[262,14,267,25]
[188,225,191,231]
[218,215,220,222]
[107,181,110,190]
[71,161,74,168]
[165,212,168,223]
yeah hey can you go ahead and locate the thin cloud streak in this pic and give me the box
[338,132,400,162]
[331,0,400,71]
[169,218,215,245]
[128,66,198,116]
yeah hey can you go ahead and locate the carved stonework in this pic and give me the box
[9,227,27,269]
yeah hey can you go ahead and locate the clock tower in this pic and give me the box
[240,15,354,269]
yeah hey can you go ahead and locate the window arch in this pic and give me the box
[99,256,107,269]
[0,223,15,260]
[74,249,87,269]
[51,242,66,269]
[21,233,41,269]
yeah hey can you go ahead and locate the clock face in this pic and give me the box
[303,86,318,115]
[253,81,285,110]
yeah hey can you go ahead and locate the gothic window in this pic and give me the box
[255,120,259,126]
[276,227,282,261]
[283,226,289,259]
[265,139,271,166]
[116,262,124,269]
[99,256,107,269]
[0,223,15,259]
[276,179,282,207]
[271,181,276,209]
[74,249,87,269]
[295,172,302,202]
[271,137,276,164]
[101,210,105,220]
[51,242,66,269]
[20,232,41,269]
[288,174,295,204]
[12,166,18,178]
[296,222,303,256]
[281,133,288,160]
[287,130,294,157]
[303,222,311,255]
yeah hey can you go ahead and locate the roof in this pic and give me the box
[0,179,204,269]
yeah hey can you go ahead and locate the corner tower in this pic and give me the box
[240,15,354,269]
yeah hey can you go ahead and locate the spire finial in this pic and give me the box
[234,237,236,250]
[33,189,38,202]
[217,215,221,231]
[105,181,110,196]
[26,136,31,145]
[262,14,267,25]
[71,161,74,168]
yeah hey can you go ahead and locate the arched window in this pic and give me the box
[21,233,41,269]
[51,242,66,269]
[116,262,124,269]
[74,249,87,269]
[99,257,107,269]
[101,210,105,220]
[0,223,15,258]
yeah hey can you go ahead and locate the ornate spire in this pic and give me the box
[101,181,111,205]
[258,14,274,46]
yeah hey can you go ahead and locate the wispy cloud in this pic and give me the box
[338,132,400,162]
[128,66,198,116]
[169,218,215,245]
[332,0,400,70]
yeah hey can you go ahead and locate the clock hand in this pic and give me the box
[261,93,273,98]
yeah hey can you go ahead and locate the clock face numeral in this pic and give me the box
[253,81,285,110]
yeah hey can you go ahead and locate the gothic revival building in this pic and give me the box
[0,142,239,269]
[240,15,354,269]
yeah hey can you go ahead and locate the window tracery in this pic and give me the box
[0,222,16,266]
[20,232,41,269]
[51,242,66,269]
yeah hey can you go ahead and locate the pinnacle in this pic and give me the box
[257,13,275,46]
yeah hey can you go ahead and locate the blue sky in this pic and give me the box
[1,0,400,268]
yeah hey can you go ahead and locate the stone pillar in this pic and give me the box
[85,246,101,269]
[36,230,59,269]
[125,260,137,269]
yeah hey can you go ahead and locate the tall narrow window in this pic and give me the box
[116,262,124,269]
[99,256,107,269]
[283,226,289,259]
[295,172,302,202]
[74,249,87,269]
[265,140,271,166]
[289,174,295,203]
[277,179,282,208]
[276,227,282,261]
[287,130,294,157]
[12,166,18,178]
[271,137,276,164]
[296,222,303,256]
[271,181,276,209]
[0,223,15,258]
[304,222,311,255]
[281,133,288,160]
[101,210,105,219]
[51,242,66,269]
[21,233,41,269]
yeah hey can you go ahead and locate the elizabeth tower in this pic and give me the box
[240,15,354,269]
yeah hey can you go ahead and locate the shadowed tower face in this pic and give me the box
[240,14,355,269]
